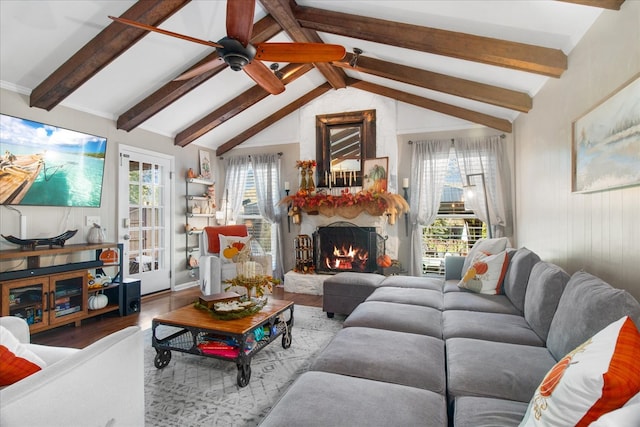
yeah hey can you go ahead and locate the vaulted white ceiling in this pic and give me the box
[1,1,610,153]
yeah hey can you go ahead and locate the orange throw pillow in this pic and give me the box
[0,325,46,386]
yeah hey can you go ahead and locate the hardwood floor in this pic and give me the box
[30,286,322,348]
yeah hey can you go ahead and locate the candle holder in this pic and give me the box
[403,184,410,237]
[285,189,291,232]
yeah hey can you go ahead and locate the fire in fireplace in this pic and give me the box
[314,223,382,274]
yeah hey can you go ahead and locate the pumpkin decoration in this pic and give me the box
[88,293,108,310]
[376,254,392,268]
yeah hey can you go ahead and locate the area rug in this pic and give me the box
[144,305,344,426]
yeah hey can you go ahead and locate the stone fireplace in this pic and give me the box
[313,222,384,274]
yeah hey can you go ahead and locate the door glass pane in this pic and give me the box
[128,161,140,179]
[128,184,139,204]
[142,162,153,183]
[141,185,152,206]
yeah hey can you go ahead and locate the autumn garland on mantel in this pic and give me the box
[280,188,410,221]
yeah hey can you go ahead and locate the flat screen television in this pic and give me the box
[0,114,107,207]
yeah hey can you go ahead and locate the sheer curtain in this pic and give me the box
[409,139,451,276]
[454,135,513,238]
[224,155,250,222]
[251,153,284,280]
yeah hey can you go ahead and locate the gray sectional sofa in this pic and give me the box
[260,243,640,426]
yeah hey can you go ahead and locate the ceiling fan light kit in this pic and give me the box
[217,37,256,71]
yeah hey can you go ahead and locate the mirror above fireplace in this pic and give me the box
[316,110,376,187]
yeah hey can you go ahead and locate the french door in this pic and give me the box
[118,146,173,295]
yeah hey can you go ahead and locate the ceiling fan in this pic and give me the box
[109,0,346,95]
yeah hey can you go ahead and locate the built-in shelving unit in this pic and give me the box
[185,178,215,271]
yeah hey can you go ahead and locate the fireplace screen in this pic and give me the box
[314,223,383,274]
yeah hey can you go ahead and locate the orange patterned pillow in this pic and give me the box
[520,316,640,426]
[0,325,47,386]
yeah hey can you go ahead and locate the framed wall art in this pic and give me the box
[572,73,640,193]
[363,157,388,193]
[199,150,212,180]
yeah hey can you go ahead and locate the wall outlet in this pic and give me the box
[86,216,100,227]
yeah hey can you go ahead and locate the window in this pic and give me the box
[421,149,486,276]
[236,165,276,269]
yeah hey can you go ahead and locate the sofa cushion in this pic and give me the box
[453,396,528,426]
[344,301,442,338]
[461,237,509,274]
[0,326,46,386]
[259,371,448,427]
[366,287,443,309]
[523,262,570,342]
[458,251,509,294]
[546,271,640,361]
[443,292,521,315]
[443,311,544,346]
[502,247,541,313]
[446,338,556,403]
[520,316,640,426]
[379,275,443,291]
[310,327,446,393]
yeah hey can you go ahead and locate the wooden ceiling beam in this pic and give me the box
[258,0,347,89]
[346,78,512,133]
[557,0,625,10]
[117,15,281,131]
[334,53,532,113]
[30,0,190,111]
[216,83,333,156]
[293,4,567,77]
[176,63,313,147]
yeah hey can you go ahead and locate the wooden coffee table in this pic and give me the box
[151,299,294,387]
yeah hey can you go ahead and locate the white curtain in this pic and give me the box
[454,135,513,238]
[251,153,284,280]
[409,139,451,276]
[224,155,250,223]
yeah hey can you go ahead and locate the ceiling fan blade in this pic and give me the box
[174,58,225,81]
[243,61,285,95]
[255,43,346,63]
[109,16,222,48]
[226,0,255,47]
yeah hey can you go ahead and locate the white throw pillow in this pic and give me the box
[218,235,252,264]
[520,316,640,427]
[590,392,640,426]
[462,237,509,274]
[458,251,509,294]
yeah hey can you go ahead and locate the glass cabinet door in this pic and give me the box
[1,278,48,331]
[50,271,87,325]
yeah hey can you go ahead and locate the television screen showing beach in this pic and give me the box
[0,114,107,206]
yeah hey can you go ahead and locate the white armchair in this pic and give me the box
[0,316,144,426]
[199,225,272,296]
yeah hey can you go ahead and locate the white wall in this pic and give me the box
[514,2,640,301]
[0,89,210,289]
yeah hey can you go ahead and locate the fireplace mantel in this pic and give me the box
[280,190,409,220]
